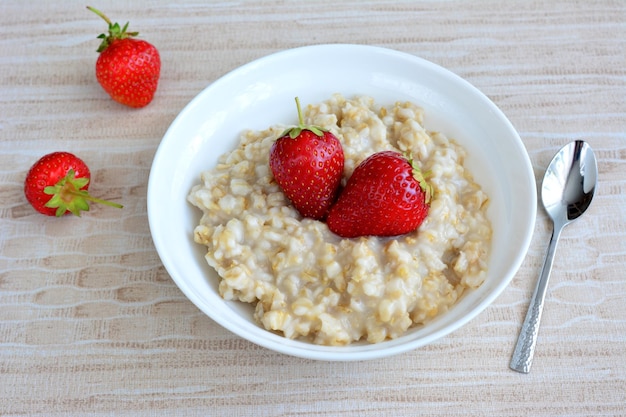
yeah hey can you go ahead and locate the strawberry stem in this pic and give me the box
[280,97,327,139]
[86,6,112,25]
[87,6,138,52]
[295,97,304,126]
[67,190,124,209]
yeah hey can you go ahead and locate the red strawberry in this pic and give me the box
[24,152,123,217]
[269,97,344,220]
[87,6,160,108]
[327,151,433,238]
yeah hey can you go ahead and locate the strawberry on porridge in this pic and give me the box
[188,94,492,346]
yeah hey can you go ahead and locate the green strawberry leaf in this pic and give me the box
[87,6,139,52]
[407,154,434,204]
[307,126,325,136]
[288,127,302,139]
[43,169,123,217]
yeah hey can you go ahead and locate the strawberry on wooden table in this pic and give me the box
[87,6,160,108]
[269,97,344,220]
[24,152,123,217]
[327,150,433,238]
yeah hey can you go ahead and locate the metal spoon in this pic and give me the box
[510,140,598,373]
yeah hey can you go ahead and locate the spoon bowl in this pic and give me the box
[542,140,598,224]
[510,140,598,373]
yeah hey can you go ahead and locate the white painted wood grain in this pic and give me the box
[0,0,624,415]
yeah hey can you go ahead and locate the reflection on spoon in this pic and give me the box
[510,140,598,374]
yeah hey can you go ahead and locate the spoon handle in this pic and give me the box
[510,223,563,373]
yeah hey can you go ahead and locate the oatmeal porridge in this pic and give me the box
[188,94,492,346]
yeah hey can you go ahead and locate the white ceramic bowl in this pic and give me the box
[147,44,536,361]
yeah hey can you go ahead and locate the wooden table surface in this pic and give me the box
[1,1,624,416]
